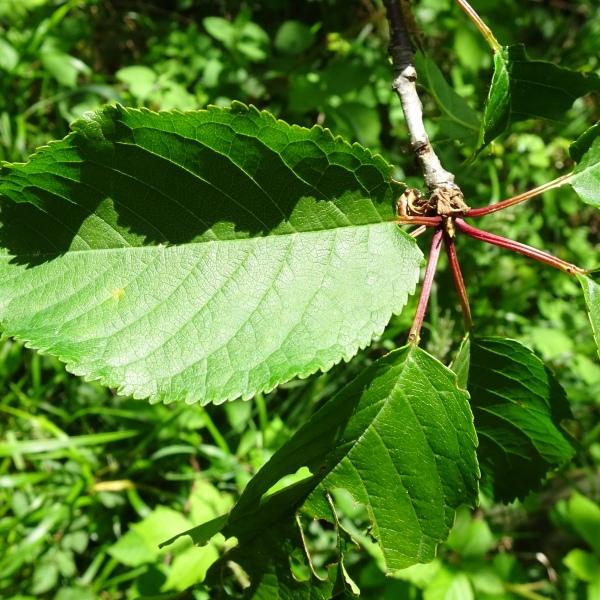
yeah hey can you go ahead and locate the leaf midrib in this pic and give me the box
[0,220,403,261]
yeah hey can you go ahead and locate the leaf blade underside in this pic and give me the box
[0,103,423,405]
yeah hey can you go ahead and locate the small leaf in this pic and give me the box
[478,45,600,150]
[578,273,600,357]
[564,549,600,582]
[275,20,316,55]
[116,66,157,100]
[167,346,479,576]
[570,121,600,162]
[458,336,575,502]
[569,138,600,209]
[567,493,600,556]
[0,104,423,405]
[0,37,18,72]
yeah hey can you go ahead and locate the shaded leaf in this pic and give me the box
[165,346,479,575]
[415,52,480,139]
[478,45,600,150]
[0,103,422,405]
[570,121,600,162]
[457,336,575,502]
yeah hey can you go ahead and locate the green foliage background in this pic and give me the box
[0,0,599,598]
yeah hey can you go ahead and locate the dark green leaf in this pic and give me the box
[166,346,479,575]
[457,336,575,502]
[478,45,600,150]
[0,103,422,405]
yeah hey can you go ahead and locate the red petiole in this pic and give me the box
[397,215,443,226]
[408,228,444,344]
[455,218,588,276]
[466,174,572,218]
[444,232,472,330]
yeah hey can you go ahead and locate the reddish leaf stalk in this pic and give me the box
[455,218,587,276]
[443,233,472,331]
[397,215,443,226]
[409,228,444,344]
[466,173,572,218]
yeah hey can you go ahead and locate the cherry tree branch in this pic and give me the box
[383,0,462,195]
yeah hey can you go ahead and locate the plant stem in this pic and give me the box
[444,233,472,330]
[383,0,458,192]
[397,215,443,226]
[455,0,501,51]
[455,218,588,275]
[408,228,444,344]
[466,173,572,217]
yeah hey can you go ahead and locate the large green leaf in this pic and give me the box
[454,336,575,503]
[578,274,600,357]
[569,137,600,209]
[478,45,600,150]
[166,346,479,577]
[0,103,423,405]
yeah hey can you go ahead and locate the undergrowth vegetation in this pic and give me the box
[1,1,599,598]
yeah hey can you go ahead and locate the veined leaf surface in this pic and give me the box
[0,103,422,405]
[454,336,575,502]
[166,346,479,576]
[478,45,600,150]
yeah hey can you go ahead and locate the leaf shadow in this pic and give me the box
[0,111,393,267]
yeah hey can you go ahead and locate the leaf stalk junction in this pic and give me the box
[398,190,588,344]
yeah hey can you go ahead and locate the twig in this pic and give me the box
[466,174,572,217]
[444,233,472,330]
[455,218,588,276]
[384,0,465,202]
[408,228,444,343]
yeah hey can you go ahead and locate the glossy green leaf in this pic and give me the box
[569,138,600,209]
[456,336,575,502]
[165,346,479,576]
[578,274,600,357]
[0,103,422,405]
[478,45,600,149]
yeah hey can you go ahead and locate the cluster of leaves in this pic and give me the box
[1,0,600,599]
